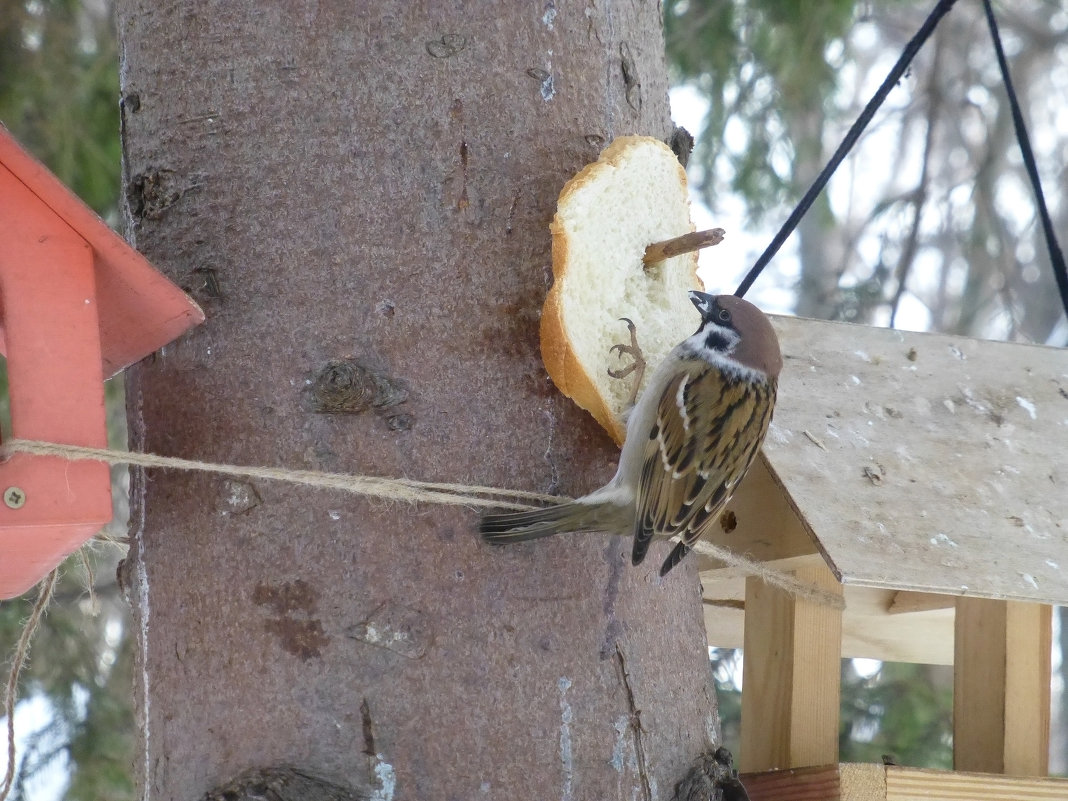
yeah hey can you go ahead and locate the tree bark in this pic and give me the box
[116,3,719,800]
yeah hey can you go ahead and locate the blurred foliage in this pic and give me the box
[840,661,953,768]
[0,558,134,801]
[0,1,131,799]
[664,0,1068,341]
[0,0,122,218]
[712,650,954,768]
[710,649,742,748]
[664,0,859,220]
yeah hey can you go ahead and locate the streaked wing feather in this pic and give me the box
[631,364,776,573]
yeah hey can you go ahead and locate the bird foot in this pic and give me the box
[608,317,646,406]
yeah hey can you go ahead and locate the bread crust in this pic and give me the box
[541,230,624,441]
[540,136,700,445]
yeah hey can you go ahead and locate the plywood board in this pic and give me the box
[762,315,1068,605]
[693,455,822,569]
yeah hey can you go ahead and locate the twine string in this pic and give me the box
[1,439,557,511]
[689,540,842,609]
[0,438,844,609]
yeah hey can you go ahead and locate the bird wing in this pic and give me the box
[631,363,775,575]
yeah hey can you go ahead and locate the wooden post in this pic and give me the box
[740,563,843,771]
[953,597,1051,775]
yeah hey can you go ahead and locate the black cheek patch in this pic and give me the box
[705,331,732,352]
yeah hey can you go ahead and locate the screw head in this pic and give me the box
[3,487,26,509]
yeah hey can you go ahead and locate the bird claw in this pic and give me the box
[607,317,646,405]
[606,348,637,379]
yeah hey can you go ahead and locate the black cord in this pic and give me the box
[982,0,1068,328]
[734,0,960,298]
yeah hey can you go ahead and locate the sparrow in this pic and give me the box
[480,291,782,576]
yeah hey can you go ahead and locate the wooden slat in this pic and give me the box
[953,598,1051,775]
[703,583,956,664]
[1004,603,1052,775]
[742,763,843,801]
[742,763,1068,801]
[763,315,1068,605]
[886,591,953,614]
[884,764,1066,800]
[740,564,843,771]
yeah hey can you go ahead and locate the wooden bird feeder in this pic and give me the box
[0,125,203,599]
[699,315,1068,799]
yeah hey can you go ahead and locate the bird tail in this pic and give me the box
[479,503,584,543]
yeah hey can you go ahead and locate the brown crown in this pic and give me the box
[716,295,783,379]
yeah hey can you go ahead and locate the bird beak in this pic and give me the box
[688,290,716,320]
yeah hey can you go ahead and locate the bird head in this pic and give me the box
[688,291,783,379]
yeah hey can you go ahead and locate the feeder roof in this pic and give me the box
[759,314,1068,605]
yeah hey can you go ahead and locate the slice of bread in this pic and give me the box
[541,136,704,444]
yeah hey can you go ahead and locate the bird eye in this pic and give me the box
[717,308,732,324]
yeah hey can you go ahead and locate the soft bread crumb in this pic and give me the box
[541,136,703,444]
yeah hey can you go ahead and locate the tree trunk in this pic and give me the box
[116,3,719,799]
